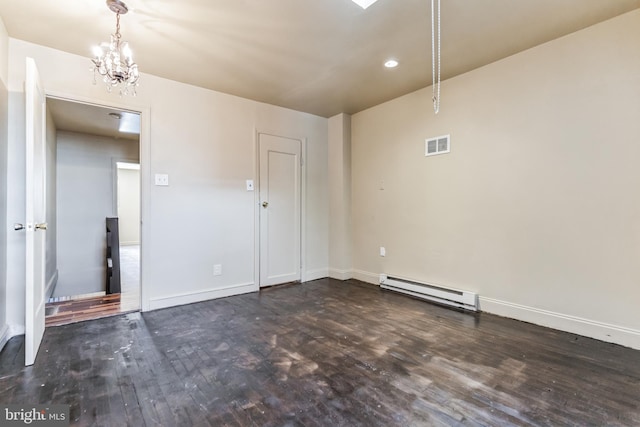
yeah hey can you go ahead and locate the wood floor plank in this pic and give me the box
[45,292,139,328]
[1,279,639,426]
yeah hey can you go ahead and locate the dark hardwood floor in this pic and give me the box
[1,279,639,426]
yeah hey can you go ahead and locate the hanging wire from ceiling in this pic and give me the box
[431,0,441,114]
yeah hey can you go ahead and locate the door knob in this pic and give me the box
[35,222,48,230]
[14,223,24,231]
[262,201,269,208]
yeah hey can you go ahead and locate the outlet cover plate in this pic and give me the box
[154,174,169,186]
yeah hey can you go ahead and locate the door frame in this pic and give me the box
[254,130,307,289]
[46,90,151,312]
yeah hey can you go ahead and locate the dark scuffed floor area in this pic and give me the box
[1,278,639,426]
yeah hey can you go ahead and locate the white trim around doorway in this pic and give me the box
[45,90,151,312]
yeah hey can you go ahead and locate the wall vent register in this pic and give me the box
[425,134,450,156]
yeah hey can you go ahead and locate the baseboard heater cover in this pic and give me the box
[380,274,478,311]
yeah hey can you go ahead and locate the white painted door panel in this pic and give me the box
[259,134,301,287]
[25,57,47,366]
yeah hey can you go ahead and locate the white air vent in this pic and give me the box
[425,134,450,157]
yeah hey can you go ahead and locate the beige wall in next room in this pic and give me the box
[117,166,140,246]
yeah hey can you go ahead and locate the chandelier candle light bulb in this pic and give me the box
[91,0,140,96]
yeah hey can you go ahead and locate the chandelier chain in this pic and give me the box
[431,0,441,114]
[115,12,121,40]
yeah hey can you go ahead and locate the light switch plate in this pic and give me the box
[380,246,386,257]
[246,180,254,191]
[154,174,169,186]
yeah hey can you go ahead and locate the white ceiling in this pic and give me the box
[47,98,140,141]
[2,0,639,117]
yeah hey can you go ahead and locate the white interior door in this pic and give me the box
[259,133,301,287]
[25,57,47,366]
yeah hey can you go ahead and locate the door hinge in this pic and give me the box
[300,156,304,167]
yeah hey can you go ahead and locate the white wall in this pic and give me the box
[44,107,57,298]
[55,131,139,297]
[117,167,140,245]
[328,113,352,280]
[5,39,328,333]
[351,10,640,349]
[0,16,9,349]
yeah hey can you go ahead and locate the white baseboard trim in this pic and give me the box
[305,268,328,282]
[480,297,640,350]
[328,268,351,281]
[351,269,380,285]
[0,324,10,353]
[45,270,58,301]
[148,282,257,311]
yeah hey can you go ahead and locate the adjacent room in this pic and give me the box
[0,0,639,425]
[44,98,141,326]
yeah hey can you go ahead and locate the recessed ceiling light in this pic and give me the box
[118,112,141,134]
[384,59,399,68]
[351,0,379,9]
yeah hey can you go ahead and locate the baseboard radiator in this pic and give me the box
[380,274,478,311]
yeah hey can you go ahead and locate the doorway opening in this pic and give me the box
[43,98,142,327]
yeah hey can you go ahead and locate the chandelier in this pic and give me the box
[91,0,140,96]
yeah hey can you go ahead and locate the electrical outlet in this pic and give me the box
[154,174,169,186]
[380,246,386,257]
[213,264,222,276]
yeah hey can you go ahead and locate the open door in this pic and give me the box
[25,57,47,366]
